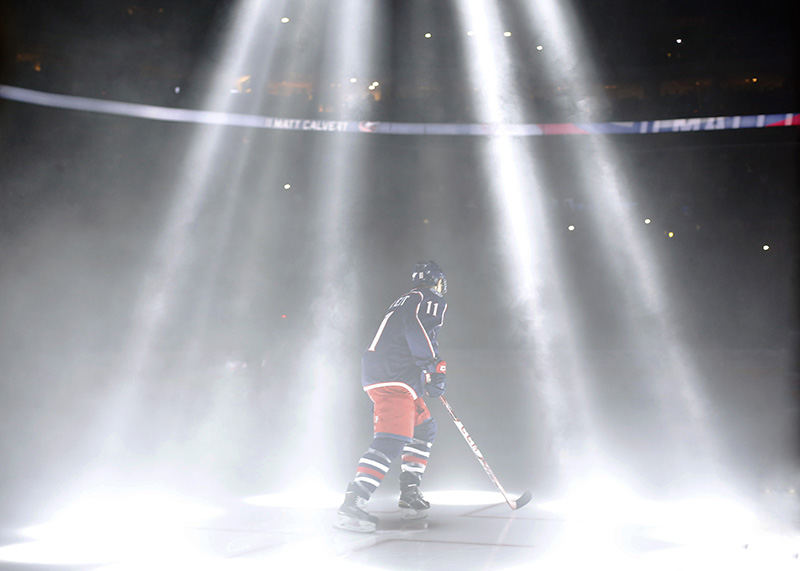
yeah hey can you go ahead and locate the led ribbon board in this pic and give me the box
[2,85,797,136]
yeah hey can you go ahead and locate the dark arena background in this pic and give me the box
[0,1,797,568]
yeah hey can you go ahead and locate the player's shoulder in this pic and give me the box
[387,289,423,311]
[406,288,429,305]
[410,288,447,311]
[416,287,446,303]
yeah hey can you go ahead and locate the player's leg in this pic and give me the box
[336,437,403,532]
[398,399,437,518]
[335,386,415,532]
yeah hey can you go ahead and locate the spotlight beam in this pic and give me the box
[85,0,294,470]
[453,0,603,481]
[117,0,279,382]
[519,0,719,473]
[286,0,384,480]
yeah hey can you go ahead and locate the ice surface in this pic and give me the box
[0,486,796,570]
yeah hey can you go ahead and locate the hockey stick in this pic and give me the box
[439,395,532,510]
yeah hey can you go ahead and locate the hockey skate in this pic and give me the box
[334,485,379,533]
[398,477,430,520]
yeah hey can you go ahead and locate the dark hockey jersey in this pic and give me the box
[361,287,447,399]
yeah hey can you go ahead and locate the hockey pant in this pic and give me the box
[351,385,437,499]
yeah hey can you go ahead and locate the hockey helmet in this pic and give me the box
[411,260,447,296]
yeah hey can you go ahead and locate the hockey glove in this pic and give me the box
[422,360,447,398]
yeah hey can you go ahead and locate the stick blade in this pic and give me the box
[510,490,532,510]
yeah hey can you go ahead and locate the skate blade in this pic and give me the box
[400,507,429,520]
[334,514,377,533]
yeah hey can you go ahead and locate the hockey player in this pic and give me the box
[335,261,448,532]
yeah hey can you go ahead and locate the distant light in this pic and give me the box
[751,77,758,83]
[349,77,357,83]
[762,244,770,251]
[644,218,652,224]
[371,81,380,87]
[173,86,180,94]
[283,183,292,190]
[281,314,287,319]
[503,31,512,37]
[567,225,575,231]
[467,30,474,37]
[280,17,290,23]
[423,218,430,224]
[233,74,251,94]
[536,45,544,51]
[667,231,675,238]
[368,85,376,91]
[676,38,683,44]
[424,32,432,39]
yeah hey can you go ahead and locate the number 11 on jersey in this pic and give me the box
[426,301,439,316]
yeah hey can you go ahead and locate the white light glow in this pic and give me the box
[528,475,783,571]
[536,44,544,51]
[0,491,221,567]
[568,224,575,231]
[283,183,291,190]
[762,244,770,251]
[244,487,343,509]
[424,32,432,38]
[280,17,290,24]
[644,217,651,224]
[21,492,221,541]
[422,490,510,506]
[537,474,647,524]
[242,538,383,570]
